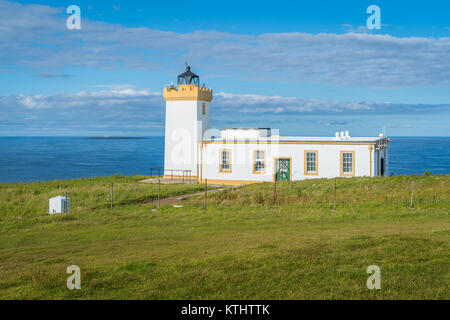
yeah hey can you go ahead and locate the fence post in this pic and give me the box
[273,178,277,207]
[158,177,161,208]
[333,177,336,210]
[204,179,208,210]
[64,192,68,213]
[410,181,414,208]
[110,182,114,210]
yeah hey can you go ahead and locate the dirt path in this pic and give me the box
[146,185,239,206]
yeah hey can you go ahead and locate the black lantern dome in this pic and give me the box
[177,66,199,85]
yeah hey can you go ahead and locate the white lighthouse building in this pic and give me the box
[163,66,212,179]
[163,66,389,185]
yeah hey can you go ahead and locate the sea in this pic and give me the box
[0,136,449,183]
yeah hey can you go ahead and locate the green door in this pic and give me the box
[275,158,291,181]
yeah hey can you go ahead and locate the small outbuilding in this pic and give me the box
[49,196,70,215]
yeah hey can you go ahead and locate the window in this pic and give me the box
[219,149,231,172]
[253,150,265,173]
[304,150,318,175]
[202,103,206,115]
[342,153,353,173]
[341,151,355,176]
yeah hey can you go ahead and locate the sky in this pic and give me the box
[0,0,449,136]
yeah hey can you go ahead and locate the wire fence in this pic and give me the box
[149,168,195,184]
[7,175,445,216]
[84,177,449,211]
[198,176,450,210]
[42,180,206,214]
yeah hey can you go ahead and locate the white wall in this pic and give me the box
[164,100,210,176]
[221,128,271,139]
[201,142,377,182]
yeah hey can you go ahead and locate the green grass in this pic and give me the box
[0,175,448,299]
[0,175,205,217]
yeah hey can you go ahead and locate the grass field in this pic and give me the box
[0,174,448,299]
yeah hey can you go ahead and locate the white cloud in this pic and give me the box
[214,92,373,113]
[6,89,449,115]
[13,89,161,110]
[93,84,134,90]
[342,24,369,33]
[0,87,449,135]
[18,95,38,108]
[1,0,450,88]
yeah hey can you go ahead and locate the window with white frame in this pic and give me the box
[342,152,353,174]
[253,150,265,173]
[306,151,317,174]
[202,102,206,115]
[220,150,231,172]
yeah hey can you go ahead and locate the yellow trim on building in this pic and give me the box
[340,151,355,177]
[252,149,266,174]
[203,140,376,146]
[219,149,232,173]
[304,150,319,176]
[199,179,265,186]
[163,84,213,102]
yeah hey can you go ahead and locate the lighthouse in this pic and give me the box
[163,66,213,179]
[162,66,388,185]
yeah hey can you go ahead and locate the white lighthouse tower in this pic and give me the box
[163,66,213,179]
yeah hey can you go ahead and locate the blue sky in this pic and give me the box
[1,0,449,136]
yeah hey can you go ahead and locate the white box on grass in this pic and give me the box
[49,196,69,215]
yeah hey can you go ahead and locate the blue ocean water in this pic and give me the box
[0,136,449,183]
[0,137,164,183]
